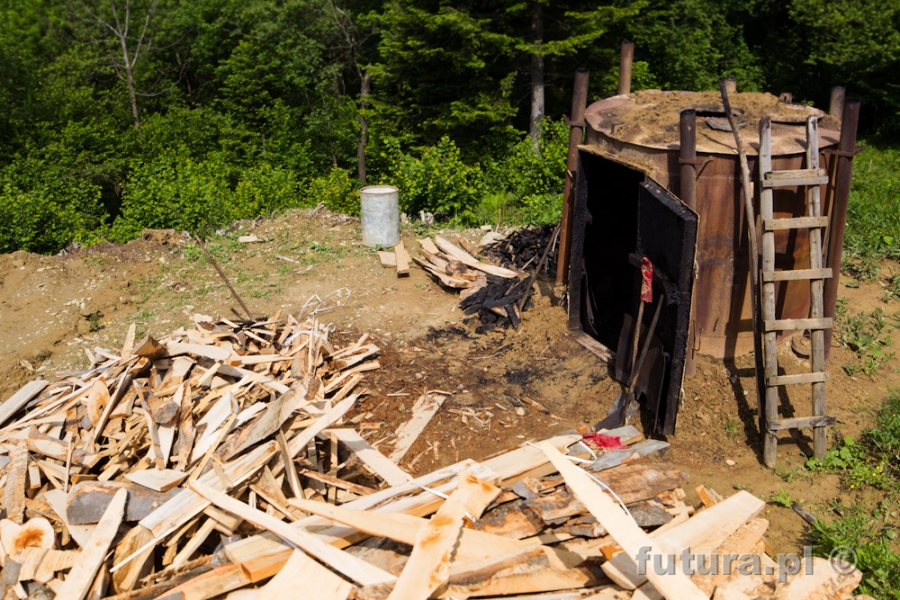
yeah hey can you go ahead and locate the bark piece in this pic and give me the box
[67,481,180,525]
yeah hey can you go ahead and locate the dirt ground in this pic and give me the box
[3,208,899,556]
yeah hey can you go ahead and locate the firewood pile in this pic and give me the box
[0,309,863,600]
[481,223,559,276]
[412,234,552,334]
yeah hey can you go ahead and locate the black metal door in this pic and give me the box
[636,180,698,435]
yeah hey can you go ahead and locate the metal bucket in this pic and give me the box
[360,185,400,247]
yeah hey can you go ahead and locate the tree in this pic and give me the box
[74,0,162,132]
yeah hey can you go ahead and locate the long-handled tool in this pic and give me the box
[593,259,663,431]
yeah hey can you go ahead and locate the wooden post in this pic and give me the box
[823,99,861,362]
[829,86,846,120]
[679,109,697,377]
[556,68,589,286]
[617,41,634,96]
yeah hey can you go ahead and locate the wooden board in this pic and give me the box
[326,429,411,487]
[124,469,189,492]
[418,238,440,254]
[433,236,518,278]
[389,393,446,463]
[539,442,707,600]
[44,490,96,549]
[57,488,127,600]
[387,475,477,599]
[394,241,410,277]
[377,252,397,268]
[258,550,353,600]
[0,380,48,427]
[189,480,395,586]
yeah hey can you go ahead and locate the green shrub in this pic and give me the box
[233,163,304,216]
[304,167,359,216]
[112,151,236,240]
[0,161,105,253]
[377,136,484,222]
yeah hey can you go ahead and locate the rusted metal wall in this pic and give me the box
[581,131,837,359]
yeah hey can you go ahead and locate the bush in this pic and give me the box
[112,151,236,240]
[304,167,359,216]
[233,163,304,216]
[377,136,484,222]
[0,161,105,253]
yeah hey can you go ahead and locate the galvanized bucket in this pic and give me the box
[360,185,400,247]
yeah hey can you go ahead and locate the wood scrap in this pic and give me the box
[394,241,410,277]
[389,393,447,463]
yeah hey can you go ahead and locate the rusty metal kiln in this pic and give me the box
[564,89,856,435]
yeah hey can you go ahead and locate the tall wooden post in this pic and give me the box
[556,68,590,286]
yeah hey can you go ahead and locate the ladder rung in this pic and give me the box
[763,216,829,231]
[764,317,833,331]
[767,415,836,431]
[762,168,829,188]
[767,372,830,386]
[762,268,833,282]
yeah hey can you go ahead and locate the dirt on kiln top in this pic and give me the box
[584,90,841,155]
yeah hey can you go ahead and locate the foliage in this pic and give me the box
[305,167,360,216]
[376,136,484,222]
[833,301,895,378]
[844,141,900,261]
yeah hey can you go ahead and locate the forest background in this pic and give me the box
[0,0,898,254]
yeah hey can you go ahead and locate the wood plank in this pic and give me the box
[377,251,397,268]
[433,236,518,278]
[572,332,615,362]
[2,445,28,524]
[298,469,377,496]
[0,380,49,427]
[389,393,446,463]
[139,441,278,538]
[764,168,827,181]
[762,268,832,282]
[282,394,359,468]
[57,488,127,600]
[326,429,411,487]
[258,550,353,600]
[67,481,180,525]
[762,216,829,230]
[387,475,479,599]
[218,385,309,461]
[111,525,155,594]
[288,494,532,564]
[764,317,832,331]
[160,564,252,600]
[539,442,707,600]
[124,469,189,492]
[166,342,233,362]
[761,174,829,188]
[772,556,861,599]
[44,490,96,549]
[189,479,396,586]
[693,518,768,596]
[418,238,440,254]
[394,241,410,277]
[767,372,830,386]
[602,490,765,590]
[767,415,837,431]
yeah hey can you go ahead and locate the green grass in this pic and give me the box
[844,139,900,261]
[803,389,900,598]
[833,299,895,378]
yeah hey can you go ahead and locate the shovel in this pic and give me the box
[593,292,664,431]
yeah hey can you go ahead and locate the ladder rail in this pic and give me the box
[758,117,780,468]
[806,116,828,459]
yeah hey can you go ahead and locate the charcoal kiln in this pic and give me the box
[566,89,849,435]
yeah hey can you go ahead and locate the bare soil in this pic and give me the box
[3,208,899,556]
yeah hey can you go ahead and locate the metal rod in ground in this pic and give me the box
[518,223,561,313]
[718,80,767,452]
[192,234,255,321]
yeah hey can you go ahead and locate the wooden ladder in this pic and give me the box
[759,115,836,468]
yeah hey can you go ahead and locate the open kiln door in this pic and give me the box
[634,181,698,435]
[567,149,697,436]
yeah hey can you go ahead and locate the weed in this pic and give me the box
[776,466,801,483]
[415,282,430,290]
[724,418,740,441]
[835,303,895,378]
[809,504,900,598]
[87,312,102,332]
[843,255,881,281]
[768,488,794,508]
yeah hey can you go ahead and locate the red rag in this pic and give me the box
[582,433,630,450]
